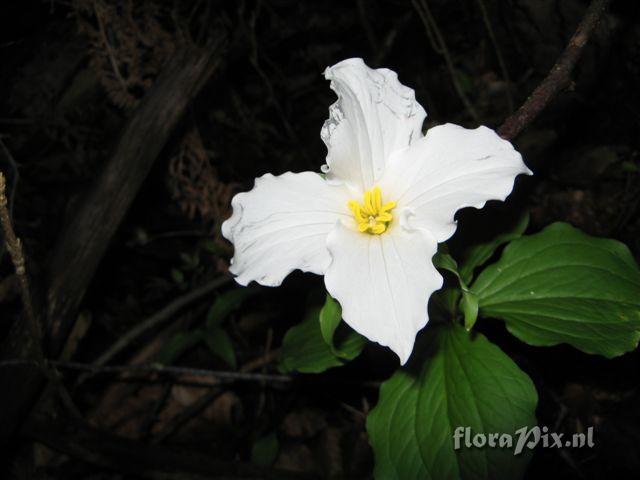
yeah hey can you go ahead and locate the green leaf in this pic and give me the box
[203,327,237,369]
[473,222,640,358]
[319,294,364,358]
[367,323,538,480]
[621,161,639,173]
[280,308,365,374]
[459,213,529,285]
[433,251,478,330]
[433,250,460,276]
[319,294,342,351]
[158,331,203,364]
[171,268,185,285]
[206,287,256,329]
[251,431,279,467]
[460,290,479,331]
[431,288,462,321]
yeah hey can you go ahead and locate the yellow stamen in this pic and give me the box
[348,187,396,235]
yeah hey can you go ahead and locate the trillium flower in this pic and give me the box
[222,58,531,364]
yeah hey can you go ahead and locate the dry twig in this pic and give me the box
[92,0,128,95]
[0,171,39,343]
[0,139,18,219]
[413,0,480,122]
[0,359,291,384]
[89,275,232,371]
[475,0,514,112]
[0,359,382,390]
[498,0,612,140]
[46,35,227,355]
[0,36,227,448]
[150,388,222,444]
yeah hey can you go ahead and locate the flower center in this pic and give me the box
[348,187,396,235]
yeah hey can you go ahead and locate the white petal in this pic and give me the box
[222,172,352,287]
[324,223,442,364]
[379,123,531,242]
[321,58,426,190]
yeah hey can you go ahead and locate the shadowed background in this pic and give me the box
[0,0,639,478]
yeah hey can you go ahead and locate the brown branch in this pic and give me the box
[0,139,19,219]
[0,359,382,390]
[0,36,227,449]
[53,360,295,384]
[0,171,39,344]
[239,348,281,373]
[150,388,222,444]
[498,0,612,140]
[89,275,232,370]
[0,359,293,384]
[46,35,226,356]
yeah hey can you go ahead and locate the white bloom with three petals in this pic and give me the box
[222,58,531,364]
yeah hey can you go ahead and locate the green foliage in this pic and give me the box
[459,290,479,332]
[459,213,529,285]
[158,288,254,368]
[367,323,537,480]
[280,306,365,374]
[203,327,237,369]
[206,287,256,329]
[158,329,237,368]
[275,222,640,478]
[473,222,640,357]
[251,431,279,467]
[319,294,367,358]
[319,294,342,353]
[157,331,202,364]
[433,251,479,330]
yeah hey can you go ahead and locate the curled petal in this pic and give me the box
[322,58,426,190]
[324,223,443,364]
[379,123,532,242]
[222,172,352,287]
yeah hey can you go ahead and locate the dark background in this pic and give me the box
[1,0,639,478]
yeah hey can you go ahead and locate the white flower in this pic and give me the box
[222,58,531,364]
